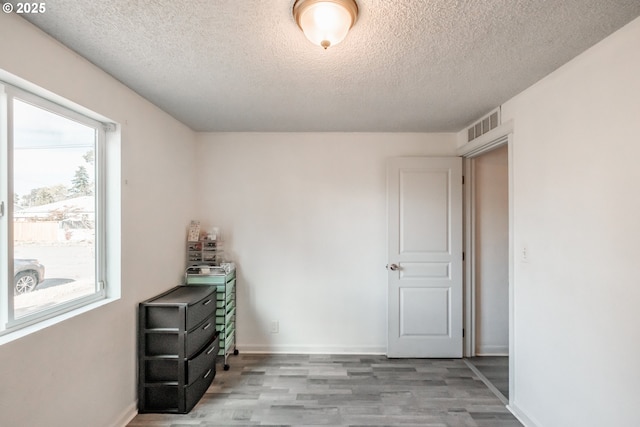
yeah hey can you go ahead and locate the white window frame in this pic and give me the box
[0,74,118,341]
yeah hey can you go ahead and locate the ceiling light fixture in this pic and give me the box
[293,0,358,50]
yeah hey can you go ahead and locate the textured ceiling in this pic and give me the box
[7,0,640,132]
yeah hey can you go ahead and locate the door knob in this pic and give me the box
[386,263,399,271]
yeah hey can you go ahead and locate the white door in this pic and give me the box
[387,157,463,358]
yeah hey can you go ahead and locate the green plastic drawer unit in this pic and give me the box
[186,270,236,285]
[216,278,235,294]
[216,315,234,330]
[224,331,235,352]
[226,306,236,322]
[185,269,237,371]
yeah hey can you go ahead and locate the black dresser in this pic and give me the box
[138,285,219,413]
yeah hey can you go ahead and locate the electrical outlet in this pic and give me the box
[270,320,279,334]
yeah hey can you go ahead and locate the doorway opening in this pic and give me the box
[460,126,514,406]
[467,144,509,399]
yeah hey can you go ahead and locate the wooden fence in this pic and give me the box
[13,221,59,242]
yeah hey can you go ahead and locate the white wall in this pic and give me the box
[469,16,640,427]
[474,145,509,355]
[0,14,198,427]
[195,133,457,353]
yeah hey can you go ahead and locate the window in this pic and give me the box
[0,79,114,336]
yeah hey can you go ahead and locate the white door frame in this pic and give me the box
[458,120,515,405]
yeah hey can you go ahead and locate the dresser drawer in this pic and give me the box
[146,314,216,357]
[142,366,215,413]
[187,315,217,356]
[216,306,235,325]
[187,335,219,384]
[186,292,216,330]
[143,286,216,331]
[143,334,218,384]
[216,278,235,296]
[215,291,233,308]
[185,365,215,411]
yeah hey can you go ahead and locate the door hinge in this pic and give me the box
[463,328,465,338]
[0,201,4,217]
[462,176,465,185]
[462,252,465,261]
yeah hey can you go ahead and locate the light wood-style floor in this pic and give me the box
[128,353,522,426]
[466,356,509,401]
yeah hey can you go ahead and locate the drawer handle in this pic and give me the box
[203,323,212,330]
[203,369,212,379]
[206,345,216,355]
[203,299,212,306]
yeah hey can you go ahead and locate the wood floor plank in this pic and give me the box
[466,356,509,400]
[128,354,521,426]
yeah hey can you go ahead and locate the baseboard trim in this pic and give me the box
[476,345,508,356]
[111,401,137,427]
[507,403,541,427]
[238,344,387,355]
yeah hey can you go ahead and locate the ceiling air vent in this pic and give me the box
[467,108,500,142]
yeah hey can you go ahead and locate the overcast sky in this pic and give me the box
[13,99,95,196]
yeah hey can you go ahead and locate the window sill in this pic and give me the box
[0,296,119,346]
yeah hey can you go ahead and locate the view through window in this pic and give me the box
[11,98,99,319]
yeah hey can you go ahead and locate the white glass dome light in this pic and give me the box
[293,0,358,49]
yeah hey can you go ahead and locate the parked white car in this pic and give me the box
[14,259,45,294]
